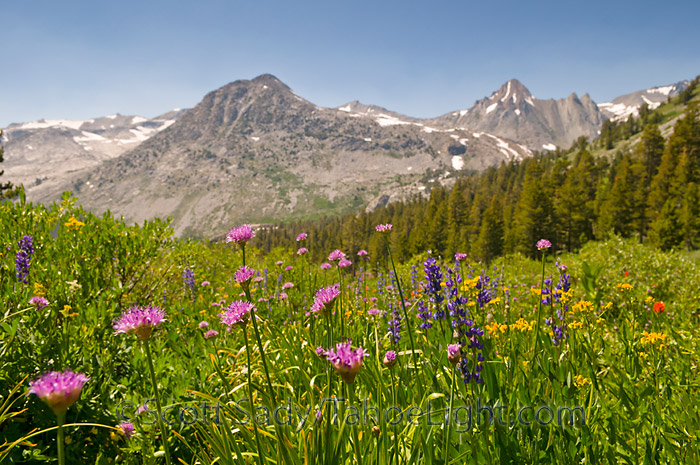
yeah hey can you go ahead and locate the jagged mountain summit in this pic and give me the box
[598,80,690,121]
[27,74,531,237]
[1,110,185,192]
[432,79,604,151]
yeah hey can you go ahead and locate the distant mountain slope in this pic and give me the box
[5,73,694,238]
[598,81,690,121]
[2,110,185,191]
[28,74,531,237]
[431,79,604,151]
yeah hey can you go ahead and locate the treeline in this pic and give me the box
[256,78,700,264]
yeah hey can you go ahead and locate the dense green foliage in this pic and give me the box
[1,195,700,464]
[259,76,700,261]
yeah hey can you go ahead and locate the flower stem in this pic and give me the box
[243,327,265,465]
[531,249,547,382]
[443,368,456,465]
[57,413,65,465]
[389,367,402,464]
[144,339,173,465]
[384,236,421,386]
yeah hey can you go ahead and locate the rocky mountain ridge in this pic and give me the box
[2,74,691,237]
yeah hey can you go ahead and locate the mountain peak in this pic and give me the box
[492,79,533,101]
[251,74,284,86]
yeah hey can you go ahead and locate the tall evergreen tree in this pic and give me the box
[474,196,504,262]
[446,182,469,257]
[509,160,554,257]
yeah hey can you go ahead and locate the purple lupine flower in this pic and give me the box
[297,247,308,255]
[296,232,308,241]
[117,422,135,439]
[328,249,346,261]
[15,235,34,284]
[183,268,196,300]
[424,257,445,310]
[219,301,255,328]
[383,350,397,368]
[29,370,89,414]
[375,224,392,233]
[324,340,369,383]
[204,329,219,339]
[226,224,255,245]
[417,301,433,329]
[387,305,402,344]
[536,239,552,251]
[311,284,341,315]
[320,262,332,270]
[29,296,49,309]
[113,306,167,341]
[458,326,485,384]
[338,259,352,268]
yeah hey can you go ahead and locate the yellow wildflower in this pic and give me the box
[34,282,47,296]
[574,375,590,388]
[509,318,532,332]
[64,217,85,231]
[489,297,502,305]
[617,283,634,292]
[61,305,79,318]
[569,321,584,330]
[530,287,542,296]
[641,331,667,349]
[601,302,613,311]
[645,296,654,304]
[558,289,574,304]
[486,322,508,336]
[571,300,595,314]
[596,317,605,325]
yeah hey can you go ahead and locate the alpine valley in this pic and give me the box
[1,74,689,237]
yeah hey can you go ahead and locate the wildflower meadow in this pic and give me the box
[1,193,699,464]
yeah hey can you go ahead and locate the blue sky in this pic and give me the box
[2,0,699,127]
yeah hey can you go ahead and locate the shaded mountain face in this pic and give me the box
[2,110,185,191]
[26,74,531,238]
[598,81,690,121]
[431,79,605,151]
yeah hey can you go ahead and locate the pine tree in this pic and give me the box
[598,154,645,238]
[555,150,597,251]
[637,123,665,183]
[446,182,469,257]
[509,160,554,257]
[648,199,683,250]
[474,196,504,262]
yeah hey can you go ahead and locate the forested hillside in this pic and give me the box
[258,76,700,263]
